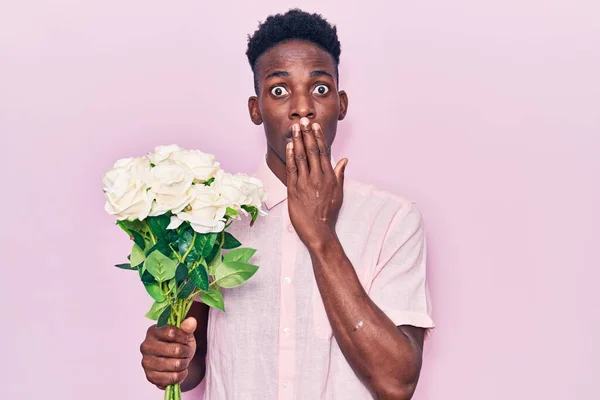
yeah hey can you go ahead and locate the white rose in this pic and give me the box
[112,156,152,170]
[169,149,221,183]
[103,156,151,189]
[147,144,183,165]
[103,164,153,221]
[233,173,268,209]
[167,185,228,233]
[213,170,254,208]
[147,160,194,216]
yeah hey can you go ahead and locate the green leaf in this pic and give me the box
[195,233,218,259]
[222,232,241,249]
[120,219,147,233]
[144,251,178,283]
[147,214,171,239]
[190,264,209,291]
[145,240,165,257]
[139,268,157,284]
[199,289,225,311]
[145,300,169,320]
[114,263,137,270]
[226,207,238,217]
[207,259,220,276]
[205,242,221,266]
[178,228,201,263]
[205,234,218,257]
[156,304,172,328]
[146,231,177,258]
[241,205,259,225]
[203,177,215,186]
[177,222,190,236]
[165,229,179,242]
[130,243,146,267]
[175,263,189,286]
[223,247,256,264]
[213,261,259,289]
[144,282,165,302]
[178,280,196,299]
[118,220,132,235]
[131,231,146,250]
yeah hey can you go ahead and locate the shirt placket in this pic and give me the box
[277,201,297,399]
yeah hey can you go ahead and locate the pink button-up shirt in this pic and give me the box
[203,159,434,399]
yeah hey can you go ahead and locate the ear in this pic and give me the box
[248,96,263,125]
[338,90,348,121]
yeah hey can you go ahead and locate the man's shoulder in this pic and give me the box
[344,179,417,213]
[339,179,424,244]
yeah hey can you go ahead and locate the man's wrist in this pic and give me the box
[305,227,340,255]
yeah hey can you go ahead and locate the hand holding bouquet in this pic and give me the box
[103,145,266,400]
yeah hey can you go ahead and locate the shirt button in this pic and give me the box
[287,224,294,233]
[283,277,291,284]
[283,327,291,334]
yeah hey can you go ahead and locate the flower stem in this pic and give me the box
[184,296,195,316]
[181,231,197,263]
[145,221,157,245]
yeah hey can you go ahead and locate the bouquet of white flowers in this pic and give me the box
[103,144,266,400]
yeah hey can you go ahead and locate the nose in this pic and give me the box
[289,93,315,120]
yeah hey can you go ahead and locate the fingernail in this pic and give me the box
[300,117,310,127]
[312,123,320,131]
[292,124,300,137]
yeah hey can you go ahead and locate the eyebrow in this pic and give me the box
[310,70,334,79]
[264,70,335,81]
[265,71,289,80]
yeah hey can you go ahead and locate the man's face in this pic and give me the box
[248,40,348,164]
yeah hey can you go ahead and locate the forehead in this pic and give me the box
[255,40,336,78]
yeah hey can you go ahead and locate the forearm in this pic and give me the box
[309,234,422,399]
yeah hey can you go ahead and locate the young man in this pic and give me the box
[140,9,434,399]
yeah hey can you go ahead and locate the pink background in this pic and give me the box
[1,1,598,399]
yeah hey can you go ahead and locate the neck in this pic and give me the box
[265,148,288,187]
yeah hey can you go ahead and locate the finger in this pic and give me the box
[149,325,190,345]
[312,122,332,176]
[142,355,191,373]
[291,123,308,180]
[300,117,321,176]
[333,158,349,187]
[285,141,297,187]
[140,340,194,359]
[180,317,197,339]
[145,370,189,388]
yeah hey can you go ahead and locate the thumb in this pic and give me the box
[180,317,197,337]
[333,158,348,186]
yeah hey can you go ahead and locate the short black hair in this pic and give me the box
[246,8,341,94]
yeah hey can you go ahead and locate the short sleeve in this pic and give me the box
[368,203,434,329]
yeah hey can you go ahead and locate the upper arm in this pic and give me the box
[368,203,435,330]
[188,301,210,357]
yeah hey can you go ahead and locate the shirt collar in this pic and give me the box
[254,155,337,210]
[254,157,287,210]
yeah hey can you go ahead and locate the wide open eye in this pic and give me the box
[271,86,290,97]
[313,85,330,96]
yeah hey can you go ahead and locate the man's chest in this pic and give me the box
[214,204,377,329]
